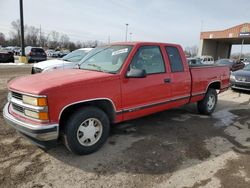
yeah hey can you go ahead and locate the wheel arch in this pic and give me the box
[59,98,117,133]
[206,80,221,93]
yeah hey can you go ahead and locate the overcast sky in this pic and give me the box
[0,0,250,52]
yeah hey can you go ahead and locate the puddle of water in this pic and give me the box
[212,109,238,127]
[171,114,192,122]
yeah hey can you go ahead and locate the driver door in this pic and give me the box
[121,45,172,121]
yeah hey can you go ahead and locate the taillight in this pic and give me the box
[29,52,33,56]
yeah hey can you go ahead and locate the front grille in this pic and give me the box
[236,76,250,82]
[31,67,42,74]
[12,103,24,114]
[11,91,23,100]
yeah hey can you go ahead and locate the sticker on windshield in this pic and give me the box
[112,48,128,56]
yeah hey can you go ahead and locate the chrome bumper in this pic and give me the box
[3,102,59,141]
[231,85,250,91]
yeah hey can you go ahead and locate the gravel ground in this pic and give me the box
[0,65,249,188]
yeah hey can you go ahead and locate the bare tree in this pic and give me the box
[6,19,103,50]
[25,26,39,46]
[10,20,21,45]
[75,40,82,49]
[40,32,48,48]
[48,31,60,49]
[85,40,99,48]
[68,42,76,51]
[51,31,59,42]
[82,42,86,48]
[185,45,198,57]
[0,32,6,45]
[60,34,70,48]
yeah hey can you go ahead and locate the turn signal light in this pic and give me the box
[37,98,47,106]
[39,112,49,120]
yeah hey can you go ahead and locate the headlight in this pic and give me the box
[23,95,47,106]
[24,109,49,120]
[230,74,235,80]
[44,66,61,72]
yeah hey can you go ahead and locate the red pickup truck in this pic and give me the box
[3,42,230,155]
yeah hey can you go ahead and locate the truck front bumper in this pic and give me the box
[3,103,59,142]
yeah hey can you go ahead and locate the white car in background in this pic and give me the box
[200,56,214,65]
[240,58,250,66]
[45,49,55,57]
[31,48,93,74]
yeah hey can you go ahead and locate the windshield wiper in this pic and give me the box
[76,63,80,69]
[87,63,102,70]
[85,63,113,73]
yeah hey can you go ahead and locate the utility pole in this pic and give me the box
[125,23,129,42]
[19,0,27,63]
[108,35,110,44]
[129,32,132,41]
[39,25,42,47]
[200,20,204,32]
[239,38,245,60]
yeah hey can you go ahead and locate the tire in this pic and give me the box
[10,57,15,63]
[64,106,110,155]
[197,88,217,115]
[231,87,238,92]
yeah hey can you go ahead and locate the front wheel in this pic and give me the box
[197,88,217,115]
[64,106,110,155]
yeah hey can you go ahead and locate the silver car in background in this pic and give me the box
[31,48,93,74]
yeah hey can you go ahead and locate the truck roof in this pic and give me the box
[110,41,180,46]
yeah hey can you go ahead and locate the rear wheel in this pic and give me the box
[64,106,110,155]
[197,88,217,115]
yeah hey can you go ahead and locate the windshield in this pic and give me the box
[243,64,250,71]
[31,48,45,53]
[79,45,133,73]
[62,49,90,62]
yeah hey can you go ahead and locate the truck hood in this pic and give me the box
[33,59,74,70]
[8,69,118,94]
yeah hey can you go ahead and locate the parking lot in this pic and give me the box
[0,65,249,188]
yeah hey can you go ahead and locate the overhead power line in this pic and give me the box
[0,24,109,42]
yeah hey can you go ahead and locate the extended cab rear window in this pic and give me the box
[165,46,184,72]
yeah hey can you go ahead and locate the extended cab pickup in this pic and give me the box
[3,42,230,155]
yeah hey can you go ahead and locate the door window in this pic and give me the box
[129,46,165,74]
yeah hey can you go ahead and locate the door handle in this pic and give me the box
[164,78,171,83]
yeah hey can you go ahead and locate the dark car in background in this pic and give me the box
[187,57,202,65]
[0,51,14,63]
[230,64,250,91]
[25,46,47,63]
[215,59,245,72]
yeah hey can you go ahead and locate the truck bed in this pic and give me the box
[189,65,230,102]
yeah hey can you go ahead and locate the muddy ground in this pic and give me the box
[0,65,249,188]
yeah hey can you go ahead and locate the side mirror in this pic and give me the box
[126,68,146,78]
